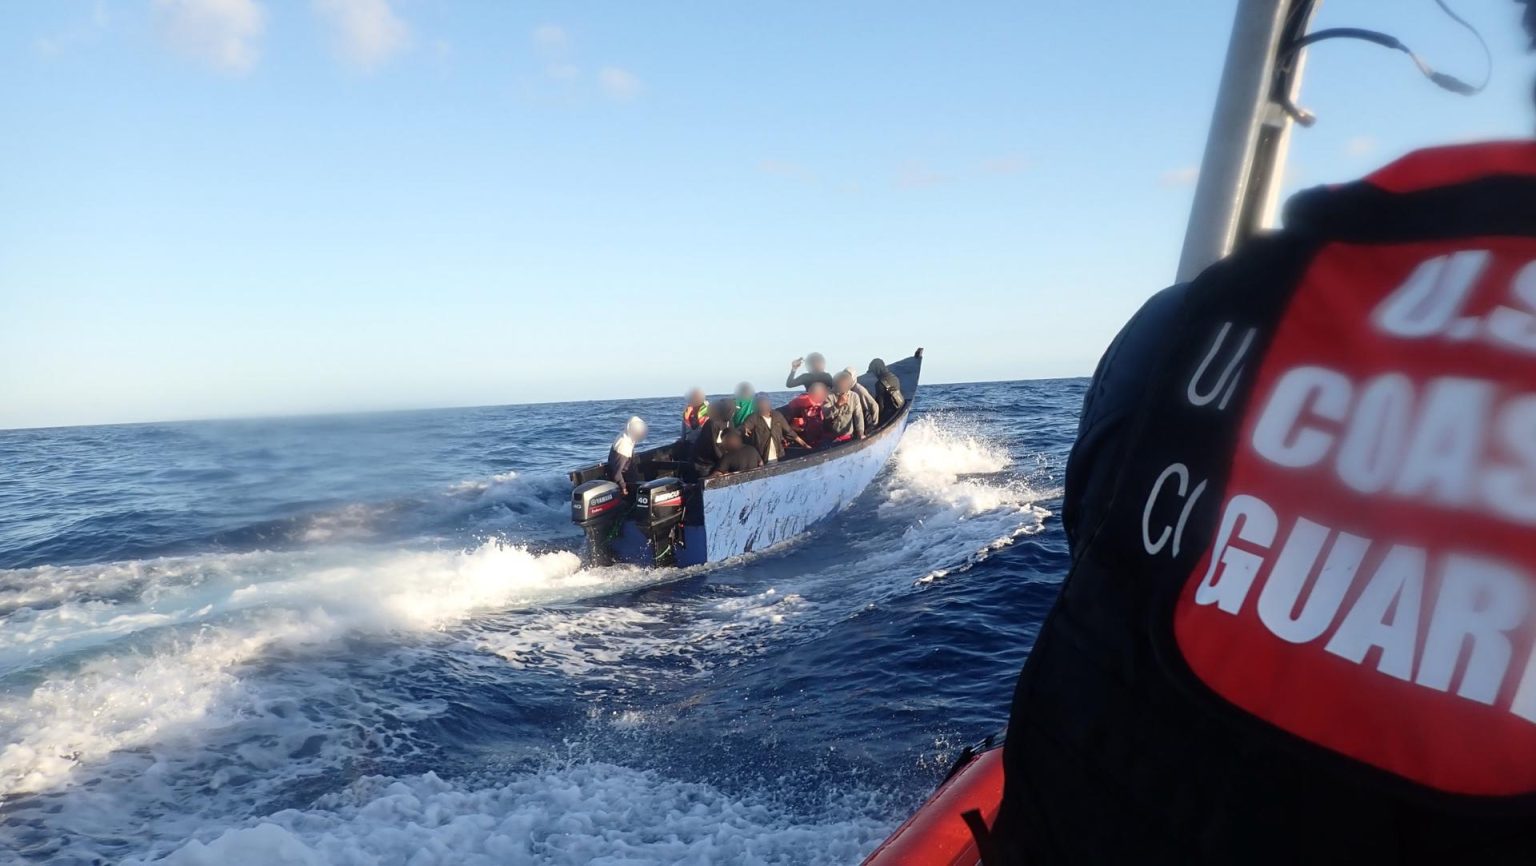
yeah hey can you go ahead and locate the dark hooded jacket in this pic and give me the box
[867,359,905,419]
[689,414,733,478]
[993,141,1536,865]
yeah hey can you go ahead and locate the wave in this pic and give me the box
[208,470,574,550]
[0,539,679,802]
[877,414,1053,584]
[472,584,813,691]
[124,762,897,866]
[0,469,575,571]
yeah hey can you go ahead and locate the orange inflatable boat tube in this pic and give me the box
[861,745,1004,866]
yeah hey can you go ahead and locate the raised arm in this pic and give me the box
[785,357,805,389]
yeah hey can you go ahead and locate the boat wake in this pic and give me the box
[0,541,663,804]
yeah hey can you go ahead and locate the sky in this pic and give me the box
[2,0,1534,429]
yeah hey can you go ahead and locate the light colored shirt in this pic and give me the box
[612,432,635,459]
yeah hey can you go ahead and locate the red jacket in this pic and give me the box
[783,393,825,447]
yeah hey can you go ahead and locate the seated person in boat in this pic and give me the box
[730,382,756,426]
[681,387,708,438]
[783,382,829,448]
[607,416,647,496]
[688,398,736,478]
[843,367,880,428]
[825,371,866,443]
[708,429,763,477]
[740,393,808,464]
[867,358,905,419]
[785,352,835,390]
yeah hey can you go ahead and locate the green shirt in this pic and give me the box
[731,398,754,427]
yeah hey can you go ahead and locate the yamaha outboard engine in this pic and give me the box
[572,480,622,566]
[634,477,685,566]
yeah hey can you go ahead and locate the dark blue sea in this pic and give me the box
[0,379,1083,865]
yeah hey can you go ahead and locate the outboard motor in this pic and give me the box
[572,480,622,566]
[634,477,686,566]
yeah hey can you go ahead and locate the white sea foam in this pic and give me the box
[125,763,894,866]
[222,542,589,632]
[874,414,1052,584]
[0,553,240,618]
[0,608,335,800]
[896,413,1014,477]
[473,585,812,689]
[478,606,675,679]
[0,540,671,802]
[446,471,521,495]
[296,502,394,544]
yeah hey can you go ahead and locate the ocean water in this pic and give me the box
[0,379,1083,865]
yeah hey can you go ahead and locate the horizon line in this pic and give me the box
[0,374,1089,434]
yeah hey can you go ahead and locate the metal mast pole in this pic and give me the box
[1176,0,1319,283]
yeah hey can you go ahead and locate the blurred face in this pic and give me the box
[687,389,705,405]
[723,431,743,449]
[810,383,829,399]
[808,354,827,373]
[756,397,773,416]
[834,373,852,393]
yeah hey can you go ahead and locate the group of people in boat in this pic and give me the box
[605,352,906,495]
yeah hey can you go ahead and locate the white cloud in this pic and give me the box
[35,0,112,55]
[533,23,567,50]
[524,26,640,102]
[1160,165,1200,188]
[530,24,581,85]
[598,66,642,101]
[981,154,1029,175]
[545,62,579,82]
[896,160,950,190]
[313,0,410,70]
[153,0,266,73]
[1344,135,1377,158]
[759,159,815,182]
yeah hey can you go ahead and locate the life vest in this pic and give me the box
[996,142,1536,865]
[682,403,708,432]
